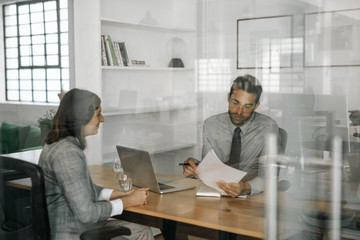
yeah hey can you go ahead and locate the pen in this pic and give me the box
[178,163,199,166]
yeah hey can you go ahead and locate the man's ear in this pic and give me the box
[227,93,230,103]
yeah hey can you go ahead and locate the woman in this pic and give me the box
[39,88,154,240]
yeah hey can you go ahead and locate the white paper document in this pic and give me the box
[197,149,247,195]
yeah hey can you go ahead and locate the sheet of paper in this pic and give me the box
[196,183,248,198]
[197,149,247,195]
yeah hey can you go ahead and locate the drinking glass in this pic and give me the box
[118,172,132,191]
[113,156,123,173]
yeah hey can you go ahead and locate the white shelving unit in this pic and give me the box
[102,66,194,71]
[101,17,196,33]
[100,0,198,163]
[102,104,197,117]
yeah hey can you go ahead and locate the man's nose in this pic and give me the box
[235,106,244,115]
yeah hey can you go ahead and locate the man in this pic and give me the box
[183,74,280,197]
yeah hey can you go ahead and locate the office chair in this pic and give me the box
[0,156,131,240]
[279,127,288,153]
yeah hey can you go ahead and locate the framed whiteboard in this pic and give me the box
[237,15,293,70]
[304,9,360,67]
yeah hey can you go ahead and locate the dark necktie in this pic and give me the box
[228,127,241,167]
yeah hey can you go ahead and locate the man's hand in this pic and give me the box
[183,158,200,176]
[122,188,149,208]
[216,181,251,197]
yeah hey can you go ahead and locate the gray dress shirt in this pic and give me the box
[202,112,280,194]
[39,136,112,240]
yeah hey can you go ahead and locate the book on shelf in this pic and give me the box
[100,35,132,67]
[106,35,117,66]
[113,41,124,67]
[103,35,115,66]
[100,35,108,66]
[119,42,131,67]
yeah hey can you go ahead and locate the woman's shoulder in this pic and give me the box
[40,136,86,168]
[41,137,83,160]
[48,136,80,151]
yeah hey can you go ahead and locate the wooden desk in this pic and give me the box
[1,150,265,238]
[2,150,304,239]
[89,165,266,239]
[1,149,41,164]
[91,165,360,240]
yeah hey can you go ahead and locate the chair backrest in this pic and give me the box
[279,127,288,153]
[0,156,50,240]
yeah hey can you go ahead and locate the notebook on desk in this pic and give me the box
[116,145,195,194]
[196,183,221,197]
[196,183,248,198]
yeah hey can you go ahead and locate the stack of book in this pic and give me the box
[101,35,131,67]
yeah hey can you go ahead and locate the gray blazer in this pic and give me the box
[39,136,112,240]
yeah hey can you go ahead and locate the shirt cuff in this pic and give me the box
[98,188,114,201]
[110,199,124,216]
[247,178,263,195]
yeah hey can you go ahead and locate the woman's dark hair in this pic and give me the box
[45,88,101,149]
[229,74,263,104]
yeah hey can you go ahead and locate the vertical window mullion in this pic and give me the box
[56,0,62,92]
[42,2,48,102]
[56,0,61,68]
[29,4,34,102]
[3,8,12,101]
[16,5,21,101]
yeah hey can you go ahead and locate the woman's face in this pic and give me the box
[82,107,104,137]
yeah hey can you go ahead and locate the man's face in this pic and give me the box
[227,89,259,127]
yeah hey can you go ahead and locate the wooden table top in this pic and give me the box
[89,165,266,238]
[1,149,42,164]
[5,150,358,238]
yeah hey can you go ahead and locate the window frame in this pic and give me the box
[2,0,69,103]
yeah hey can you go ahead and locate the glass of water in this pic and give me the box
[113,156,123,173]
[118,172,132,191]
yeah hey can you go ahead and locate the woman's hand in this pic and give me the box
[109,188,135,200]
[122,188,149,208]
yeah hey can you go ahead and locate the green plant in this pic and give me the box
[37,108,57,128]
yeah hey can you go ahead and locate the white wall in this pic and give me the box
[73,0,102,165]
[196,0,360,157]
[199,0,360,111]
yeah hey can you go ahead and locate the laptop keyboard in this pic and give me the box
[158,182,175,190]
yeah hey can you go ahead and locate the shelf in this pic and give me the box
[101,17,196,32]
[144,141,196,154]
[102,104,197,116]
[102,66,194,71]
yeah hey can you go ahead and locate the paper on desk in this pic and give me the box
[197,149,247,195]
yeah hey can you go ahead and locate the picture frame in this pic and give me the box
[237,15,293,70]
[304,9,360,67]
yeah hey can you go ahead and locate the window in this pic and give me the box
[3,0,69,103]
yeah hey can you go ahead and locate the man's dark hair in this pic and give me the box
[45,88,101,149]
[229,74,263,103]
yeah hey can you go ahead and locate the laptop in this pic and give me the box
[116,145,195,194]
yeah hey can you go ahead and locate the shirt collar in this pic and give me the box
[227,111,257,134]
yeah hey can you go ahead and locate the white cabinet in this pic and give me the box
[100,0,198,163]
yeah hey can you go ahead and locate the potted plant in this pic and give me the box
[37,108,57,145]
